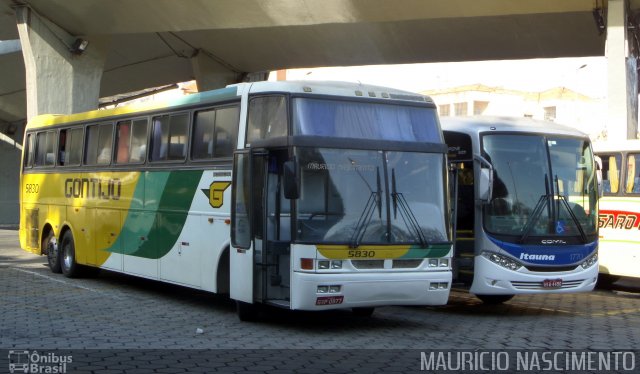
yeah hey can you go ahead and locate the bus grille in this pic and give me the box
[351,260,384,269]
[511,280,584,290]
[392,259,423,269]
[350,259,423,269]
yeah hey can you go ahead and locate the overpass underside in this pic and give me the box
[0,0,639,226]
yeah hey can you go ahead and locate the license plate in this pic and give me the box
[315,296,344,306]
[543,279,563,288]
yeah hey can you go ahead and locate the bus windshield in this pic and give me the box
[292,98,442,142]
[294,147,449,246]
[482,134,598,240]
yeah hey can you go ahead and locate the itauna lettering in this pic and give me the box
[520,253,555,261]
[598,210,640,230]
[64,178,121,200]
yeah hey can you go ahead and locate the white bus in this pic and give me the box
[20,80,453,320]
[441,116,599,303]
[593,139,640,283]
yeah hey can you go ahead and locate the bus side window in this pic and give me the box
[23,134,33,169]
[66,128,83,166]
[35,131,56,167]
[130,119,148,163]
[58,128,83,166]
[58,130,67,166]
[116,120,132,164]
[192,106,239,160]
[246,96,287,145]
[599,153,621,194]
[627,153,640,194]
[85,123,114,165]
[151,113,188,162]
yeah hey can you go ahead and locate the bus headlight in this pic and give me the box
[580,253,598,269]
[428,258,450,268]
[482,251,522,271]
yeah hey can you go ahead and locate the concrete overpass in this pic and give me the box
[0,0,639,226]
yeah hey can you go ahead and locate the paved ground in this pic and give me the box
[1,229,639,373]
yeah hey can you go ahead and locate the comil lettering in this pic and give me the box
[64,178,121,200]
[520,253,555,261]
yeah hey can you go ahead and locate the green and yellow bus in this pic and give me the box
[20,81,453,320]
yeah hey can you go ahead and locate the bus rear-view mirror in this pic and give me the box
[478,167,493,202]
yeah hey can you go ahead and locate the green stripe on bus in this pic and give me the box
[109,170,203,259]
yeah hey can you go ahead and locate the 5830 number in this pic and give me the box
[347,250,376,258]
[25,184,40,194]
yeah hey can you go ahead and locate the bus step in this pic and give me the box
[265,299,291,308]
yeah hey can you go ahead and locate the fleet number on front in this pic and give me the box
[347,250,376,258]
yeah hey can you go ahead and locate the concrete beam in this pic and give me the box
[190,49,239,92]
[606,0,639,140]
[16,6,109,119]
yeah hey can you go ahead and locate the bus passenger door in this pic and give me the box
[260,150,291,306]
[230,152,255,304]
[454,162,476,284]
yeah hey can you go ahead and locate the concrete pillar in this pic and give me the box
[606,0,639,140]
[0,124,23,228]
[16,6,108,119]
[190,50,239,92]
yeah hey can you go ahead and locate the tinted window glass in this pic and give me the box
[116,118,148,164]
[85,123,113,165]
[150,113,188,162]
[192,106,239,160]
[626,153,640,194]
[23,133,33,168]
[246,96,287,145]
[35,131,56,167]
[599,153,622,194]
[59,128,83,166]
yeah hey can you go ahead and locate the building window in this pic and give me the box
[454,102,468,116]
[544,106,556,122]
[473,101,489,115]
[439,104,450,117]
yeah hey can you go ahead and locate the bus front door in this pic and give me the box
[258,151,292,307]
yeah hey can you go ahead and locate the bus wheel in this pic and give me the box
[60,231,79,278]
[597,274,620,289]
[352,307,375,317]
[236,301,260,322]
[43,232,62,274]
[476,294,514,304]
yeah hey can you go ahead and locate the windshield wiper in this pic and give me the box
[518,194,549,243]
[554,175,588,243]
[391,168,429,247]
[349,167,382,248]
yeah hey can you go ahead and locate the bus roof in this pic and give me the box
[26,80,433,130]
[592,139,640,153]
[440,116,589,139]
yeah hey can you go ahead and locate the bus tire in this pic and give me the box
[352,307,375,317]
[597,274,620,289]
[60,231,80,278]
[236,301,260,322]
[476,294,514,304]
[43,232,62,274]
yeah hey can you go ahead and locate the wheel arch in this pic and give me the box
[216,244,230,294]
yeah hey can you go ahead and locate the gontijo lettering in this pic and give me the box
[64,178,121,200]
